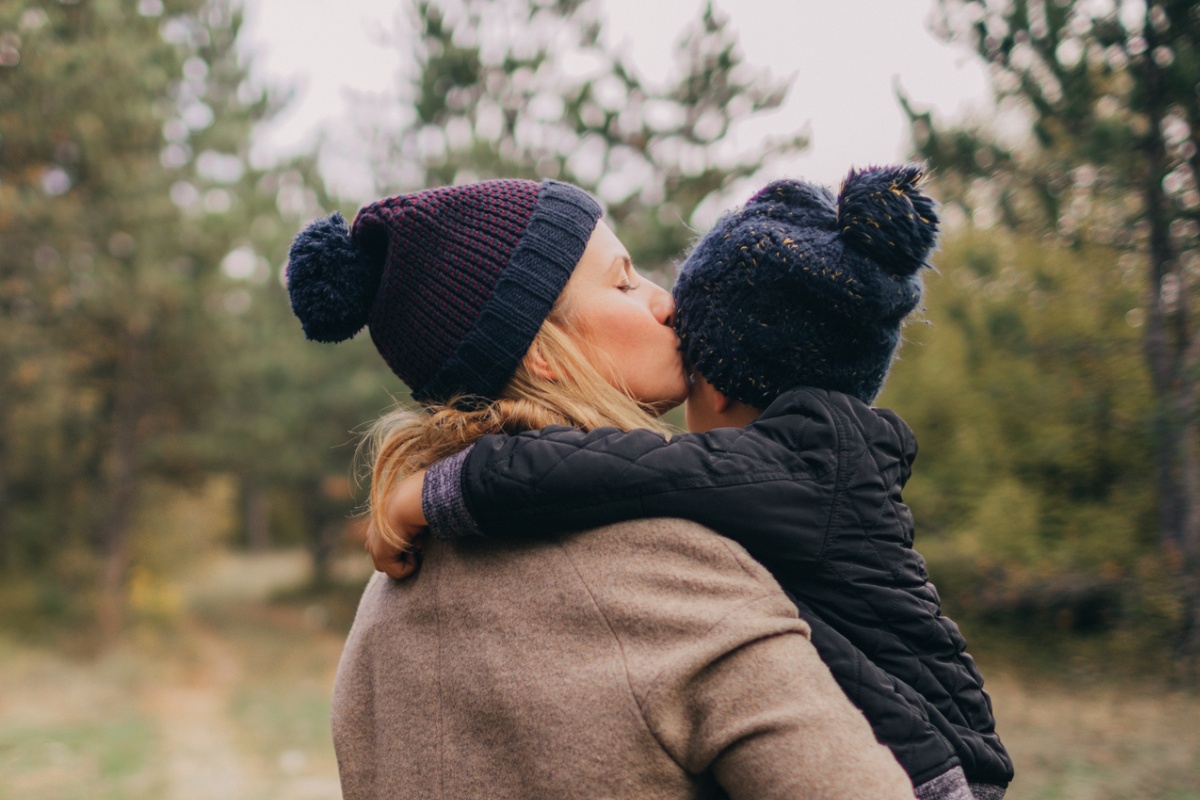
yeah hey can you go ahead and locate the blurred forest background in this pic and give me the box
[2,0,1199,797]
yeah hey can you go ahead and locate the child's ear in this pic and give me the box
[526,340,558,382]
[711,386,732,414]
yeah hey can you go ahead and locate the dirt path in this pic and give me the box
[2,552,351,798]
[131,551,355,799]
[140,613,345,800]
[143,621,259,800]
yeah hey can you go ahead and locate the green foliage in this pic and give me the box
[0,718,160,797]
[1,0,796,628]
[0,0,367,627]
[370,0,805,279]
[911,0,1199,256]
[881,228,1172,644]
[894,0,1200,662]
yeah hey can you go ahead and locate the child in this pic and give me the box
[374,165,1013,800]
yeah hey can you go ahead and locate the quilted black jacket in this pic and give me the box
[427,388,1013,794]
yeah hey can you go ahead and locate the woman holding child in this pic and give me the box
[287,171,1011,799]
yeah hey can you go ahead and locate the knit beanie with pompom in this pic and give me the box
[285,179,602,404]
[673,164,939,407]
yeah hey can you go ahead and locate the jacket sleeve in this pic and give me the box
[578,519,916,800]
[668,598,917,800]
[422,399,842,567]
[791,598,966,791]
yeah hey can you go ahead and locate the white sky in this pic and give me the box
[239,0,993,202]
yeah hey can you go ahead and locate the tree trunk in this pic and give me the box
[244,486,271,553]
[0,422,9,571]
[1176,339,1200,672]
[308,521,343,589]
[96,331,146,639]
[1140,30,1200,670]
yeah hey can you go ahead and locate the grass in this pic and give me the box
[0,636,164,800]
[0,718,161,799]
[983,666,1200,799]
[0,549,356,800]
[0,548,1197,799]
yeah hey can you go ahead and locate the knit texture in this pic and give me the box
[914,767,974,800]
[286,179,602,403]
[423,447,478,537]
[674,165,938,407]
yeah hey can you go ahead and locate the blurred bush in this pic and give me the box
[881,228,1177,665]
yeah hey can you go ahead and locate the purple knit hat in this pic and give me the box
[286,179,602,403]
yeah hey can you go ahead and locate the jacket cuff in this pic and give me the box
[914,766,974,800]
[422,446,482,540]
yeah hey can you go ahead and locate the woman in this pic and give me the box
[287,178,914,800]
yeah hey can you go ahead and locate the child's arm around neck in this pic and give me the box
[368,377,761,573]
[375,384,845,576]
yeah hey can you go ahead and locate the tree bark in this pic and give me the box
[1140,22,1200,670]
[0,423,9,571]
[244,486,271,553]
[96,330,146,639]
[308,521,342,589]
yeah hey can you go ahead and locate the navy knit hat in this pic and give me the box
[286,179,602,404]
[674,164,938,407]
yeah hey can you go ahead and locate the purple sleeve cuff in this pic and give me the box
[421,446,482,540]
[914,767,975,800]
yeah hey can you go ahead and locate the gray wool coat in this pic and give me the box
[331,517,916,800]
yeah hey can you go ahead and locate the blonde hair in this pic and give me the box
[364,308,673,549]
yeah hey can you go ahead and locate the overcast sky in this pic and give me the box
[239,0,993,201]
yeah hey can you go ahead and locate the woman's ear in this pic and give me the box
[526,340,558,382]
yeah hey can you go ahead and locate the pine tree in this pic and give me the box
[880,229,1160,646]
[0,0,313,633]
[366,0,805,279]
[906,0,1200,667]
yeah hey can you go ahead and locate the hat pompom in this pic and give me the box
[837,165,938,278]
[286,212,383,343]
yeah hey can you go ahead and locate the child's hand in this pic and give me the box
[365,469,429,580]
[365,522,425,579]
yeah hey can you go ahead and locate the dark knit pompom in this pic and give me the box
[286,212,383,343]
[837,165,938,277]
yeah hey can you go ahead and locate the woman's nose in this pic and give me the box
[650,285,675,327]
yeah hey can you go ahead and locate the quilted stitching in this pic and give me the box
[458,387,1012,786]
